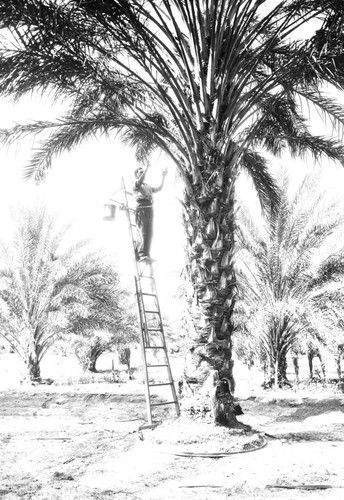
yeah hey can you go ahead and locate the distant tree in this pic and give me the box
[234,170,344,387]
[0,202,129,382]
[70,296,138,373]
[307,252,344,379]
[117,346,133,379]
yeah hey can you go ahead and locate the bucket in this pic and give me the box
[103,203,117,221]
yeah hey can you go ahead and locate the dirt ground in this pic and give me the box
[1,354,344,500]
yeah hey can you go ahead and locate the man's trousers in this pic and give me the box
[135,203,153,258]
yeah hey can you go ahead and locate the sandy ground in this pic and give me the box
[1,353,344,500]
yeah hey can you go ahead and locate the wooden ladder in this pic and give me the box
[121,179,180,429]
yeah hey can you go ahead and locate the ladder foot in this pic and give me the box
[139,421,161,430]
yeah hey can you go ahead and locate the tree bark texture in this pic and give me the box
[181,167,239,427]
[118,347,132,379]
[264,343,289,388]
[27,352,41,382]
[86,342,105,372]
[87,355,98,372]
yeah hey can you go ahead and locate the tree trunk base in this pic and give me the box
[262,376,292,389]
[179,376,240,428]
[213,378,240,427]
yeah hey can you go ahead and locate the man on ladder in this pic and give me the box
[131,164,180,427]
[106,167,180,427]
[133,164,167,262]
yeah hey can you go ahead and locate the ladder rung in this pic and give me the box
[149,383,173,387]
[142,292,156,297]
[151,401,177,407]
[147,328,162,332]
[147,364,169,368]
[145,346,165,349]
[144,310,160,314]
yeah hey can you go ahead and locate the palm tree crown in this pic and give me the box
[0,1,343,186]
[0,202,129,381]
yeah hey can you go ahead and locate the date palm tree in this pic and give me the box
[235,170,344,387]
[0,202,129,382]
[306,249,344,379]
[70,295,138,373]
[0,1,344,424]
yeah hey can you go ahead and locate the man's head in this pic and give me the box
[135,166,144,178]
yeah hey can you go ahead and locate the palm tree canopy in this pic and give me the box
[0,1,343,210]
[0,202,129,367]
[235,168,344,368]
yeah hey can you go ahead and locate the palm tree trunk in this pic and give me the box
[274,358,278,391]
[87,356,98,372]
[87,343,104,372]
[27,352,41,382]
[180,167,239,427]
[266,348,289,388]
[118,347,132,379]
[335,352,342,379]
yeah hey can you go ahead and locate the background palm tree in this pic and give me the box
[234,169,344,387]
[306,249,344,379]
[0,201,130,382]
[0,1,344,423]
[69,293,138,373]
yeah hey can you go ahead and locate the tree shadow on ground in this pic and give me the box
[271,397,344,423]
[276,429,344,442]
[239,392,344,443]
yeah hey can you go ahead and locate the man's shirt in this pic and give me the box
[133,181,156,204]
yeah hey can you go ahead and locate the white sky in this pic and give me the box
[0,94,186,309]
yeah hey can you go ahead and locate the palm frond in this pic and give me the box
[312,250,344,287]
[25,118,110,180]
[240,150,280,215]
[297,90,344,136]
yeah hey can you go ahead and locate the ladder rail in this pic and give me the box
[134,277,154,426]
[138,261,180,421]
